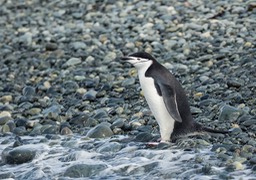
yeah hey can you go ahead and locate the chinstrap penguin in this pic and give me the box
[121,51,228,142]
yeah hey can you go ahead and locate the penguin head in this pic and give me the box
[121,52,155,70]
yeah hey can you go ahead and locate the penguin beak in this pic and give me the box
[121,56,133,61]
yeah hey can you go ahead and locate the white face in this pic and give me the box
[125,56,153,70]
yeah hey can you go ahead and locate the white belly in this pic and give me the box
[138,75,175,142]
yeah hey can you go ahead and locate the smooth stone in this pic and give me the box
[61,127,73,135]
[0,111,12,118]
[110,118,125,129]
[4,120,15,132]
[134,132,154,142]
[19,32,32,45]
[45,43,58,51]
[104,52,116,62]
[83,89,98,100]
[0,172,15,179]
[0,116,12,125]
[190,106,202,114]
[71,41,86,50]
[2,146,37,164]
[63,81,79,93]
[227,79,244,88]
[64,164,107,178]
[86,123,113,138]
[42,104,62,118]
[69,113,90,126]
[22,86,36,96]
[121,78,135,86]
[13,126,27,135]
[242,118,256,127]
[98,142,122,153]
[15,118,27,127]
[41,125,59,134]
[93,109,109,120]
[218,105,242,122]
[1,124,10,133]
[64,57,81,67]
[26,108,42,115]
[0,95,13,103]
[249,157,256,164]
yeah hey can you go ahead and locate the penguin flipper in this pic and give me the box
[157,83,182,123]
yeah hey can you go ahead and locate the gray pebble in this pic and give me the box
[110,118,125,129]
[64,57,82,67]
[218,105,242,122]
[0,116,12,125]
[71,41,86,50]
[22,86,36,97]
[86,123,113,138]
[122,78,136,86]
[83,89,98,100]
[45,43,58,51]
[98,142,122,153]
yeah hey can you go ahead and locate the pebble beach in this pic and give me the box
[0,0,256,179]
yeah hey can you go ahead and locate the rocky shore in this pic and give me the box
[0,0,256,179]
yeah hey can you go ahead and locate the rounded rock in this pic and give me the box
[86,123,113,138]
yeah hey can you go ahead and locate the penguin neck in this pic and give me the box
[136,61,153,79]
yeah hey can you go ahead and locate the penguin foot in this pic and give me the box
[146,141,171,149]
[176,138,196,148]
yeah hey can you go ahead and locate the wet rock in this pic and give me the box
[134,132,154,142]
[42,104,63,119]
[2,146,37,164]
[98,142,122,153]
[64,57,81,67]
[0,116,12,125]
[121,78,135,86]
[86,123,113,138]
[22,86,36,97]
[71,41,86,50]
[26,107,42,116]
[41,125,59,134]
[0,172,15,179]
[0,95,13,103]
[93,109,109,120]
[110,118,125,129]
[64,164,107,178]
[227,78,244,88]
[45,43,58,51]
[218,105,242,122]
[61,127,73,135]
[15,118,27,127]
[13,126,27,135]
[69,113,90,126]
[83,89,98,100]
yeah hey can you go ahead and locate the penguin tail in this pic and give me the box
[195,123,229,134]
[202,126,229,134]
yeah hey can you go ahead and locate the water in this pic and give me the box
[0,135,254,179]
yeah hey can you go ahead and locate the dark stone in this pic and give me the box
[0,116,12,125]
[0,172,15,179]
[64,164,107,178]
[22,86,36,96]
[2,147,37,164]
[134,132,154,142]
[45,43,58,51]
[69,113,90,126]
